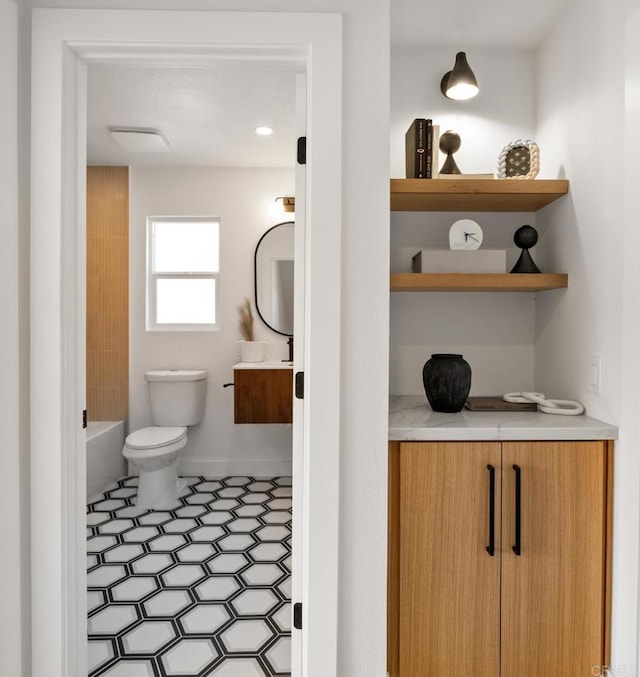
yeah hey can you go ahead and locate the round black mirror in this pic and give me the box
[254,221,294,336]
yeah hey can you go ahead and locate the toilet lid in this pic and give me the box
[126,426,187,450]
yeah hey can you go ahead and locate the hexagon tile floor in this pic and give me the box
[87,476,292,677]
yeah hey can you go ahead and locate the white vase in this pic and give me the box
[238,340,268,363]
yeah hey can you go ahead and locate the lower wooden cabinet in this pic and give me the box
[233,368,293,424]
[388,440,613,677]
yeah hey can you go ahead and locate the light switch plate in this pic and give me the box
[588,356,601,394]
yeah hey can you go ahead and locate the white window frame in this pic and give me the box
[146,215,220,332]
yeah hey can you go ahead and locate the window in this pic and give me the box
[147,216,220,331]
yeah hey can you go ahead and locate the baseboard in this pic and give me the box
[178,459,293,478]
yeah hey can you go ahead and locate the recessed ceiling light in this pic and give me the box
[255,126,273,136]
[109,127,171,153]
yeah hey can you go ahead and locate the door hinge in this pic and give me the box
[293,602,303,629]
[295,371,304,399]
[82,409,87,429]
[297,136,306,165]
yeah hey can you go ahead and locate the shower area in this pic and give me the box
[86,166,129,500]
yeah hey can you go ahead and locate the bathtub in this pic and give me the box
[86,421,126,500]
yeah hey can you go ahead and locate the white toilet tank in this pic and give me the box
[145,370,207,426]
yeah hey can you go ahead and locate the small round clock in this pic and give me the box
[449,219,484,250]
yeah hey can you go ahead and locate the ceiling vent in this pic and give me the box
[109,128,171,153]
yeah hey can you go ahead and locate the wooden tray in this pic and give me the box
[464,396,537,412]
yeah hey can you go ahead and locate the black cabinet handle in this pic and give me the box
[512,464,522,556]
[486,464,496,557]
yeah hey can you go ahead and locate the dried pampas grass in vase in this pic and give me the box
[237,298,266,362]
[238,297,255,342]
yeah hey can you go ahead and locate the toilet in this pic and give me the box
[123,369,207,509]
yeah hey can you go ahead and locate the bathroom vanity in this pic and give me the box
[238,217,296,425]
[387,395,617,677]
[233,362,293,424]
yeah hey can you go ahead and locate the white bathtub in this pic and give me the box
[86,421,126,500]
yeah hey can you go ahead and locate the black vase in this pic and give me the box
[422,354,472,413]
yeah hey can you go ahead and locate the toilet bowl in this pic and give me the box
[123,369,207,510]
[123,426,188,509]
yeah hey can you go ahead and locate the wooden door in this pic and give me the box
[398,442,501,677]
[501,441,609,677]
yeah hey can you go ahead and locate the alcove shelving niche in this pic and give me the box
[390,178,569,293]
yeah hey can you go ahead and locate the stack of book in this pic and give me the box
[405,118,440,179]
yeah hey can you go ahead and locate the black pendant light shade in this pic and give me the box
[440,52,479,100]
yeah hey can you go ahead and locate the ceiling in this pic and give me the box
[83,0,572,168]
[391,0,571,48]
[87,62,298,168]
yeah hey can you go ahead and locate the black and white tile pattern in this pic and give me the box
[87,476,292,677]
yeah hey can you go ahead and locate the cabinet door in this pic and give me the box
[399,442,501,677]
[234,369,293,423]
[501,441,609,677]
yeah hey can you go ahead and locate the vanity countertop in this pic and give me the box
[389,395,618,441]
[233,361,293,370]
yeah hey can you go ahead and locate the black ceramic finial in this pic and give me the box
[439,130,462,175]
[510,225,541,274]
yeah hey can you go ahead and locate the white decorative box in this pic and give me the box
[412,249,507,273]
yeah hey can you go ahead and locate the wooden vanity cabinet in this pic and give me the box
[388,440,613,677]
[234,368,293,424]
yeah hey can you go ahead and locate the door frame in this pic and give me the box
[292,71,307,675]
[622,5,640,668]
[30,9,342,677]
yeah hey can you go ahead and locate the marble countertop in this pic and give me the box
[389,396,618,441]
[233,361,293,370]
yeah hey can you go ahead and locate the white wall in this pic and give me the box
[535,3,624,417]
[0,1,28,676]
[535,0,639,668]
[333,4,389,675]
[130,167,295,476]
[390,47,540,396]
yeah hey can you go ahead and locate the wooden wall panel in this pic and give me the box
[86,166,129,422]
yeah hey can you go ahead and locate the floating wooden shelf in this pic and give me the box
[390,273,569,292]
[390,179,569,212]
